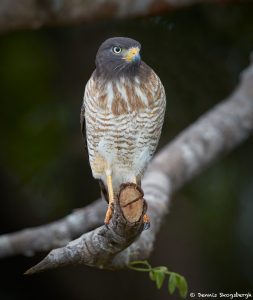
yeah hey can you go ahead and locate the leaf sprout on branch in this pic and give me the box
[128,260,188,298]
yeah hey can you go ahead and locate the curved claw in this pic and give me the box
[143,221,150,230]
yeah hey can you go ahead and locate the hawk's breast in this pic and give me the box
[83,66,166,187]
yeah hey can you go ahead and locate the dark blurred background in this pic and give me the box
[0,2,253,300]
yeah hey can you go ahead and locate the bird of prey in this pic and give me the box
[81,37,166,224]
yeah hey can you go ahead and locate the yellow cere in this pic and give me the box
[124,47,140,62]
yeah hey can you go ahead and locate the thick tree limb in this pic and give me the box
[14,56,252,274]
[25,183,147,274]
[0,199,106,258]
[0,0,239,34]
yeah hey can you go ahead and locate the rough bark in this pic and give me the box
[0,199,106,258]
[25,183,147,274]
[0,0,240,34]
[2,56,250,274]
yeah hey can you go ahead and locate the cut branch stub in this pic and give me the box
[24,183,147,274]
[118,183,146,223]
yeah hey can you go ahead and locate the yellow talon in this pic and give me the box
[104,172,114,224]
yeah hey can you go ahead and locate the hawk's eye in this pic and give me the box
[112,46,122,54]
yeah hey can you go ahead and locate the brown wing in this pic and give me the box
[81,81,109,203]
[80,105,88,155]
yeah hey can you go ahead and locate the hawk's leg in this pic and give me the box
[104,170,114,224]
[132,176,150,229]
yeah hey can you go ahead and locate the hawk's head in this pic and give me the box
[95,37,141,79]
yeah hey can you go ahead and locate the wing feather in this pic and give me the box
[81,74,109,202]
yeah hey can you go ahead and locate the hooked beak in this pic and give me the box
[124,47,140,62]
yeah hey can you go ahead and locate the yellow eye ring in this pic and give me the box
[112,46,122,54]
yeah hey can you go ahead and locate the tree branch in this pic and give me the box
[0,0,239,34]
[0,199,106,258]
[1,57,253,274]
[25,183,147,274]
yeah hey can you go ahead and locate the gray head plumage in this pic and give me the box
[95,37,142,79]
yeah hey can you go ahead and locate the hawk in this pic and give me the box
[81,37,166,225]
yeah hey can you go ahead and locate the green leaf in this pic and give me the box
[149,270,155,281]
[176,275,188,298]
[154,270,165,289]
[156,266,168,273]
[168,273,177,294]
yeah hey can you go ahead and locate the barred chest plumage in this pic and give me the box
[83,68,166,192]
